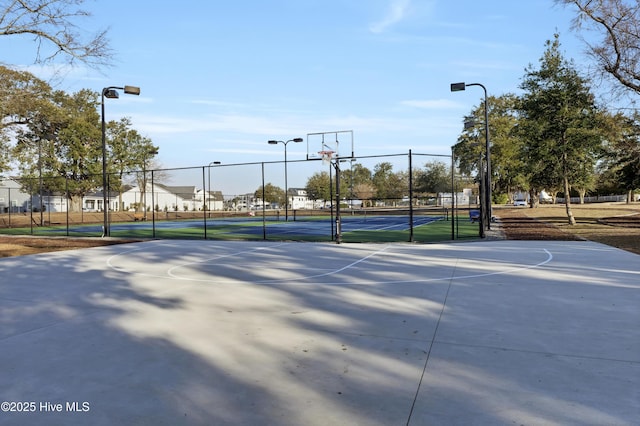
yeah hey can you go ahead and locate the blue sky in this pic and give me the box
[3,0,591,193]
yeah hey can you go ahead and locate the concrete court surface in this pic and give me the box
[0,239,637,426]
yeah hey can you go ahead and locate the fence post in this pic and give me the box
[451,148,455,240]
[8,187,11,227]
[65,176,70,236]
[262,162,266,240]
[152,170,156,238]
[329,162,334,241]
[203,166,207,239]
[409,150,414,242]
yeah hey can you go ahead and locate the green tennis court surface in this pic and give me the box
[2,210,482,242]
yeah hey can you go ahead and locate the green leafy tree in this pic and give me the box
[340,162,371,199]
[372,162,396,202]
[108,117,158,211]
[600,111,640,201]
[453,94,525,203]
[518,34,604,224]
[12,85,70,215]
[254,183,284,206]
[414,161,450,196]
[387,170,408,204]
[0,66,53,173]
[305,171,331,202]
[54,89,103,211]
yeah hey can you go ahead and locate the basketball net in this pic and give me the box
[319,150,334,166]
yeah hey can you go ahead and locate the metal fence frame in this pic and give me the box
[1,151,482,242]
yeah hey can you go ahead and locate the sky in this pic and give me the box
[2,0,596,194]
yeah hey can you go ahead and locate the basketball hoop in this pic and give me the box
[318,150,334,165]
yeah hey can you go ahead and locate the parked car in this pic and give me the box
[513,199,527,207]
[539,191,553,204]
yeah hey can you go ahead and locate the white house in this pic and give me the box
[196,188,224,211]
[0,177,71,212]
[119,183,222,212]
[438,190,471,207]
[289,188,315,210]
[0,177,31,213]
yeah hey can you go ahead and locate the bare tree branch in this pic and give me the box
[558,0,640,96]
[0,0,113,68]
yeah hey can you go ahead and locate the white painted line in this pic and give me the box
[104,242,554,286]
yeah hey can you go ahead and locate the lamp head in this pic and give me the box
[124,85,141,95]
[104,89,119,99]
[450,82,466,92]
[291,138,303,143]
[268,140,279,145]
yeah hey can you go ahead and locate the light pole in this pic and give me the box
[207,161,221,211]
[142,147,158,221]
[451,82,492,231]
[268,137,303,221]
[101,85,140,236]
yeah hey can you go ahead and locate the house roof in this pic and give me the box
[155,184,197,198]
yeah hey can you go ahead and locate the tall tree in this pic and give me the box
[108,117,158,211]
[518,34,604,224]
[12,89,63,216]
[600,111,640,201]
[414,161,450,196]
[13,88,107,212]
[254,183,284,207]
[54,89,102,211]
[0,0,113,67]
[305,171,331,202]
[0,66,53,173]
[453,94,525,202]
[372,162,395,202]
[340,162,371,199]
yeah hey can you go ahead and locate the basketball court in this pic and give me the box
[0,239,638,425]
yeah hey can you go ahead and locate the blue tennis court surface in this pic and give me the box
[41,214,445,237]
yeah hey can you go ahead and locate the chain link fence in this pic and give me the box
[0,151,481,242]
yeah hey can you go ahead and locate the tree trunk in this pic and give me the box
[563,176,576,225]
[69,195,83,213]
[528,189,540,208]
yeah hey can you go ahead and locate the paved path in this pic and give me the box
[0,240,638,425]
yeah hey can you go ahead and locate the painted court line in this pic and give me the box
[104,241,554,285]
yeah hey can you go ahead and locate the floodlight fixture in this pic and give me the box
[450,82,466,92]
[124,85,141,95]
[103,89,119,99]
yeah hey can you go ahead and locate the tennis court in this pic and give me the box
[28,208,470,242]
[0,239,637,425]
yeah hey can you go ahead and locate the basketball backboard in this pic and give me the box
[306,130,354,161]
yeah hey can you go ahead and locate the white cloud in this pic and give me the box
[369,0,411,34]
